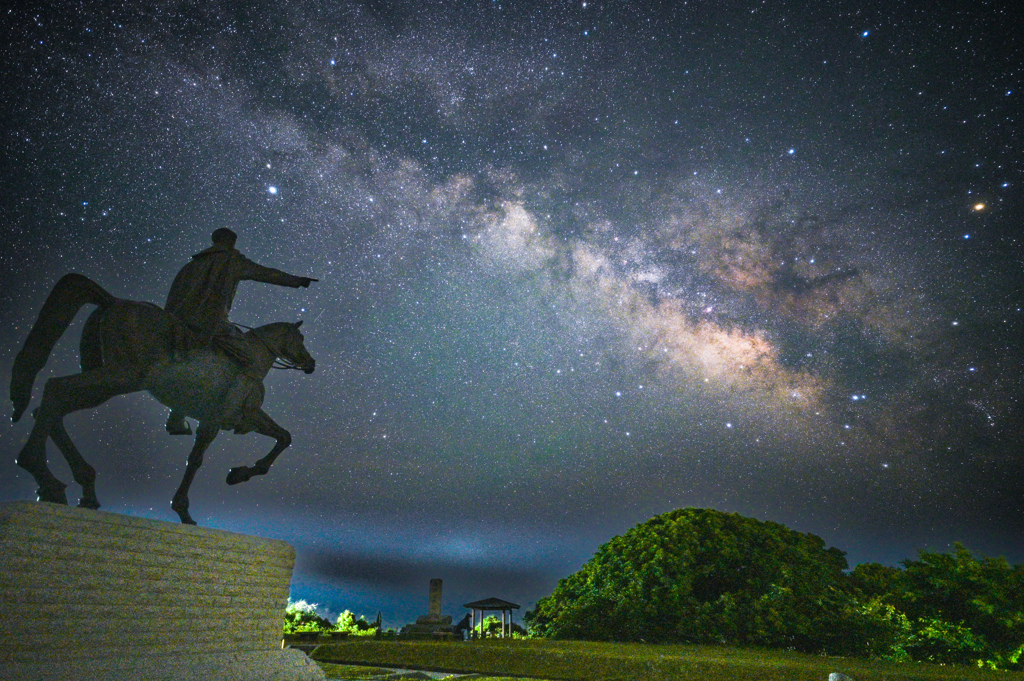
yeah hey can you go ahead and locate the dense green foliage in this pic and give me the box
[336,610,378,637]
[475,615,527,638]
[526,508,1024,669]
[527,508,851,650]
[851,544,1024,668]
[284,599,335,633]
[284,601,380,637]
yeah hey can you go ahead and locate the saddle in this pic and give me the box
[167,314,254,371]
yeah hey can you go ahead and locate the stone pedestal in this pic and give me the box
[399,578,453,639]
[0,501,323,681]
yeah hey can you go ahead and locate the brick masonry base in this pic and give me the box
[0,501,324,681]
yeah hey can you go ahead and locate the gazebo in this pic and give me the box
[463,597,521,639]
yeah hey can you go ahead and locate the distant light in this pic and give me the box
[972,203,985,211]
[787,148,796,155]
[267,186,278,195]
[862,30,870,37]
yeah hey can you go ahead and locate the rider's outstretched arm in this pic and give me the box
[239,256,316,288]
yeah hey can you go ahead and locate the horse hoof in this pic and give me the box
[78,499,101,510]
[225,467,249,485]
[37,487,68,505]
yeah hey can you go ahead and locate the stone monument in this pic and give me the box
[0,501,324,681]
[399,578,453,639]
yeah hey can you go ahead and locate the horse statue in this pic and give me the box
[10,273,316,525]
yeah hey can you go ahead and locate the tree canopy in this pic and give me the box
[526,508,851,651]
[526,508,1024,668]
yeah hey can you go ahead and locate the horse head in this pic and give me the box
[258,321,315,374]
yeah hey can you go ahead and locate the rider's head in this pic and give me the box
[211,227,238,248]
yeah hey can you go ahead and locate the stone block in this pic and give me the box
[0,501,324,681]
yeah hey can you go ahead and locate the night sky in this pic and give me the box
[2,0,1022,628]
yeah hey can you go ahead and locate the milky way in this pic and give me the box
[1,0,1022,625]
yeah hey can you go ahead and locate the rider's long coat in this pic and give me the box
[165,244,307,336]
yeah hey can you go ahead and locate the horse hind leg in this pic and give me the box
[170,423,219,525]
[48,416,100,509]
[17,405,71,506]
[15,436,68,505]
[18,365,145,506]
[226,409,290,486]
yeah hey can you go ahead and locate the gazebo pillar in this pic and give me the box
[463,597,520,641]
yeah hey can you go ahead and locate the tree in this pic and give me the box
[283,600,334,634]
[336,610,378,637]
[474,615,526,638]
[897,544,1024,668]
[809,545,1024,668]
[526,507,855,652]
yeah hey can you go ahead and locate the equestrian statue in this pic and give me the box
[9,228,318,525]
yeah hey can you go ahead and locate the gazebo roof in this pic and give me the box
[463,597,521,610]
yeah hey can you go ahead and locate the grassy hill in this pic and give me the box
[311,639,1024,681]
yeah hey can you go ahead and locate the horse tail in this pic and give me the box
[10,273,115,422]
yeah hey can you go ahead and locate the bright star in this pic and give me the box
[267,186,278,195]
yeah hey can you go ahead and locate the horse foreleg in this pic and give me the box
[225,410,291,486]
[49,417,99,509]
[170,423,219,525]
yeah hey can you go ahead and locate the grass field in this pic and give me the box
[311,639,1024,681]
[316,661,524,680]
